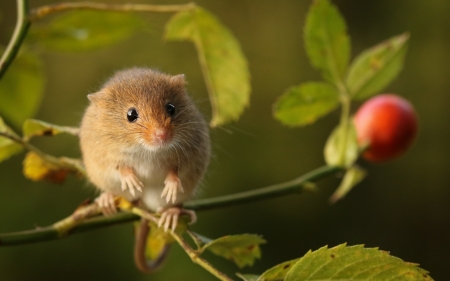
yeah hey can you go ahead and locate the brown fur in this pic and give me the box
[79,68,210,272]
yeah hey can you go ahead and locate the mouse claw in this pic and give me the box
[95,192,117,216]
[182,209,197,224]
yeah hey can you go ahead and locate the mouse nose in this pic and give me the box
[154,128,169,143]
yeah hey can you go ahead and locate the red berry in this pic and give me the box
[353,94,418,162]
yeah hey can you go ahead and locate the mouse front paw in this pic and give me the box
[119,167,144,197]
[161,174,183,204]
[96,192,117,216]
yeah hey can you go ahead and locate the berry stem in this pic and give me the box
[337,82,352,167]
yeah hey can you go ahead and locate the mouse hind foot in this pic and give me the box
[157,207,196,232]
[96,192,117,216]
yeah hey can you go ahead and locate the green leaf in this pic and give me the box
[329,165,366,203]
[324,122,358,167]
[0,50,45,127]
[23,119,79,141]
[347,33,409,100]
[29,11,145,52]
[257,258,301,281]
[304,0,350,85]
[285,244,434,281]
[0,117,23,163]
[274,82,340,126]
[236,273,260,281]
[201,234,266,268]
[165,7,251,127]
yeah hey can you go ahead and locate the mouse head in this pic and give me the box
[88,68,198,151]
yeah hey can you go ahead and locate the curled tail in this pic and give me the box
[134,218,170,273]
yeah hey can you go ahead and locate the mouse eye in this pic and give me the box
[127,108,139,123]
[166,103,175,117]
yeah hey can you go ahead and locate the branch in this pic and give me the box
[0,165,342,246]
[171,231,233,281]
[0,0,31,80]
[28,2,196,22]
[1,0,196,81]
[0,131,85,176]
[185,165,342,211]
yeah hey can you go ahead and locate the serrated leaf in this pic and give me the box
[23,119,79,141]
[30,11,145,52]
[347,33,409,100]
[257,258,301,281]
[304,0,350,85]
[324,122,358,167]
[165,7,250,127]
[274,82,340,127]
[0,50,45,127]
[23,152,70,184]
[236,273,260,281]
[329,165,366,203]
[285,244,434,281]
[201,234,266,268]
[0,117,23,162]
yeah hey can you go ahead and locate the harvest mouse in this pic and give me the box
[79,68,210,272]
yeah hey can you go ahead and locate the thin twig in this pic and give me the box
[1,0,196,81]
[0,131,85,175]
[184,165,342,211]
[28,2,196,22]
[0,0,31,80]
[171,231,234,281]
[0,131,58,163]
[0,165,341,246]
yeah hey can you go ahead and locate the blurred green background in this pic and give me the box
[1,0,449,280]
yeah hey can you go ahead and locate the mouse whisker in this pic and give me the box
[135,122,149,130]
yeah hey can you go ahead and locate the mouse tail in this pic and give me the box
[134,218,170,273]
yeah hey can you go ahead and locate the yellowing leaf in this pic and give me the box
[23,152,69,184]
[201,234,266,268]
[274,82,340,126]
[347,33,409,100]
[0,116,23,163]
[30,11,145,52]
[140,221,174,261]
[23,119,79,141]
[165,7,250,127]
[285,244,434,281]
[329,165,366,203]
[304,0,350,85]
[0,50,45,127]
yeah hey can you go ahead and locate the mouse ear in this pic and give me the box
[87,92,105,103]
[171,74,186,85]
